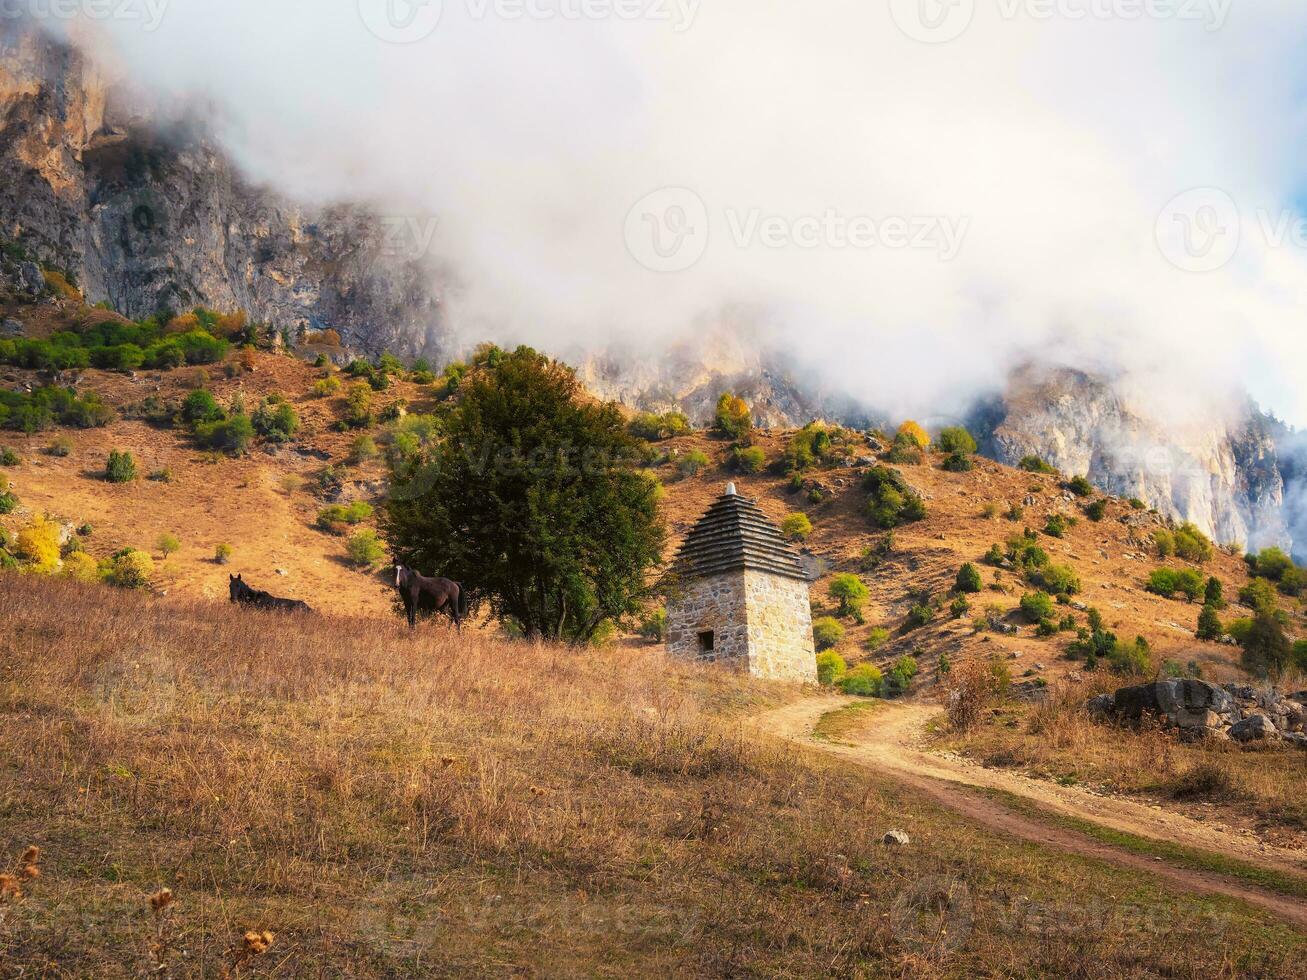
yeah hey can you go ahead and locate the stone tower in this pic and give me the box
[666,484,817,683]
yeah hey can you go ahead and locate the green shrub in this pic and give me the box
[317,501,374,534]
[1044,513,1069,538]
[105,450,136,483]
[214,543,233,565]
[1066,475,1094,497]
[864,627,890,650]
[1173,522,1214,563]
[955,562,983,594]
[157,533,180,558]
[347,529,386,568]
[0,489,16,515]
[838,663,883,697]
[883,654,919,697]
[1204,576,1224,609]
[1030,562,1081,597]
[1108,636,1153,677]
[829,573,869,621]
[781,512,813,541]
[677,450,710,478]
[1085,499,1107,522]
[103,549,154,590]
[45,437,73,458]
[181,388,222,426]
[812,616,845,651]
[638,607,668,642]
[1239,611,1291,680]
[1250,546,1295,581]
[816,650,847,686]
[1019,591,1055,622]
[344,382,374,428]
[1129,498,1146,510]
[194,414,254,455]
[941,451,973,472]
[1196,604,1223,641]
[1239,578,1278,615]
[886,432,923,465]
[937,426,977,455]
[906,603,934,629]
[1278,567,1307,597]
[313,376,342,398]
[1145,567,1205,601]
[0,447,18,466]
[629,411,691,441]
[731,445,766,474]
[713,393,752,440]
[252,395,298,442]
[950,595,972,618]
[1153,529,1175,557]
[864,466,926,529]
[1019,455,1055,474]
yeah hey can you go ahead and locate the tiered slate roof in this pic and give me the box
[674,485,809,582]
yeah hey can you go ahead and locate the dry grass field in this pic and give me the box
[1,575,1305,977]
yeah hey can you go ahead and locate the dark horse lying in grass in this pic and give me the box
[394,564,465,629]
[229,574,313,614]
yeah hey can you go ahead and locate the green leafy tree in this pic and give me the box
[382,346,664,643]
[781,512,813,541]
[1196,603,1223,641]
[816,650,847,686]
[1204,576,1224,609]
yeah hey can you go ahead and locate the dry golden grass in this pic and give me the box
[1,576,1304,976]
[938,676,1307,844]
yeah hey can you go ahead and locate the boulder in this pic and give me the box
[1283,732,1307,750]
[1107,679,1238,733]
[18,261,44,297]
[882,830,910,846]
[1086,693,1114,718]
[0,318,21,338]
[1229,714,1279,743]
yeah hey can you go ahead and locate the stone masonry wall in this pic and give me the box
[666,571,750,669]
[743,570,817,683]
[666,569,817,683]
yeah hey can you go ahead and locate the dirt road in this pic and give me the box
[754,696,1307,929]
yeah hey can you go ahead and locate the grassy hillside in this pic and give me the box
[1,575,1303,976]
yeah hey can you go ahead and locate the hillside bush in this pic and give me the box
[103,548,154,590]
[864,627,890,649]
[1239,611,1291,680]
[0,386,113,433]
[864,466,926,529]
[896,420,930,449]
[157,533,180,558]
[1204,576,1225,608]
[829,573,869,622]
[105,450,137,484]
[1085,499,1107,522]
[713,393,752,440]
[886,431,923,465]
[45,436,73,457]
[1145,567,1205,602]
[0,488,16,515]
[638,607,668,642]
[883,654,919,697]
[941,451,973,472]
[194,414,254,455]
[344,382,374,428]
[937,426,976,455]
[1018,455,1055,474]
[730,445,766,474]
[214,543,233,565]
[317,501,374,534]
[1173,522,1214,563]
[15,516,61,570]
[1019,591,1055,622]
[677,450,710,478]
[347,529,386,568]
[838,663,884,697]
[906,602,934,629]
[313,376,342,398]
[812,616,845,651]
[60,551,99,582]
[816,650,847,686]
[781,512,813,541]
[1153,528,1175,557]
[955,562,983,594]
[1196,603,1223,641]
[0,447,18,466]
[252,395,299,442]
[1066,475,1094,497]
[1044,513,1069,538]
[1239,577,1279,615]
[629,411,691,441]
[1030,562,1081,596]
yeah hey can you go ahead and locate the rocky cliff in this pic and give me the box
[0,19,447,359]
[977,364,1290,552]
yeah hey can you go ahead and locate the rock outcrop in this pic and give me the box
[979,364,1289,554]
[0,20,448,360]
[1091,680,1307,746]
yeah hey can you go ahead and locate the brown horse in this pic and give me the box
[229,574,313,614]
[394,564,465,629]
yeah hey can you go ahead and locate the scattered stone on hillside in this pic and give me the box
[0,318,22,337]
[993,622,1020,636]
[882,830,910,846]
[1070,601,1089,612]
[1087,693,1114,718]
[1230,715,1279,743]
[275,568,289,577]
[1283,733,1307,750]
